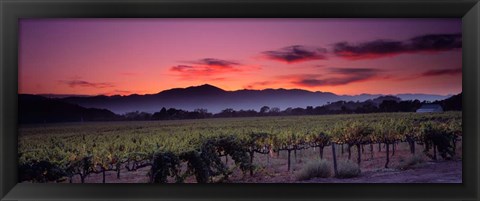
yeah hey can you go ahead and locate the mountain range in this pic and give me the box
[41,84,453,114]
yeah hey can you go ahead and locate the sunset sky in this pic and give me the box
[19,19,462,96]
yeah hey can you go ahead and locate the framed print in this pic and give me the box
[1,0,479,200]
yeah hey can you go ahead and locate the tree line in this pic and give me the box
[122,93,461,121]
[19,93,461,123]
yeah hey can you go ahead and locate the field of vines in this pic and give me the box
[18,111,462,183]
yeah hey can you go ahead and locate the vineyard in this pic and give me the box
[18,112,462,183]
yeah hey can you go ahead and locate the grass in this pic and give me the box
[336,160,361,178]
[295,159,331,181]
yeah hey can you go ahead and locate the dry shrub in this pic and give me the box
[336,160,361,178]
[296,159,331,181]
[397,154,425,170]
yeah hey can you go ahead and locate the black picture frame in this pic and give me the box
[1,0,479,200]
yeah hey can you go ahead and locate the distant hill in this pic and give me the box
[19,94,120,124]
[18,91,461,124]
[55,84,451,114]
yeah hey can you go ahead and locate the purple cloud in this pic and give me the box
[60,80,114,89]
[333,33,461,60]
[262,45,328,63]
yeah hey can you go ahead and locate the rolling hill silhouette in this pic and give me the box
[19,94,121,124]
[56,84,451,114]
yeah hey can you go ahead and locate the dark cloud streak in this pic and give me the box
[262,45,328,63]
[292,68,381,87]
[333,33,461,60]
[421,67,462,77]
[191,58,240,67]
[170,65,196,72]
[170,58,251,80]
[60,80,115,89]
